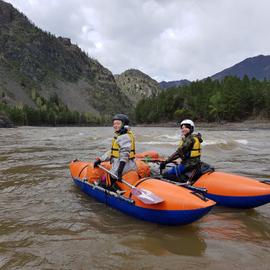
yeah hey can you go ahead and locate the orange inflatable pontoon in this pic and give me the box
[69,159,215,225]
[140,151,270,208]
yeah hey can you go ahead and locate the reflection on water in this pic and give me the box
[201,207,270,245]
[121,225,206,257]
[0,126,270,270]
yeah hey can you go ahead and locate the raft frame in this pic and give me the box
[73,177,213,225]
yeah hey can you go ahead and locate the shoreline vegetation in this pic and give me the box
[0,112,270,130]
[0,94,107,127]
[1,110,269,129]
[135,76,270,124]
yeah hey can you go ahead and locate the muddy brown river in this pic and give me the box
[1,126,270,270]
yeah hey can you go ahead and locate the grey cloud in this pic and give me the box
[6,0,270,81]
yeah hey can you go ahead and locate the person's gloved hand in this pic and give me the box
[117,161,126,181]
[159,161,167,171]
[93,158,101,168]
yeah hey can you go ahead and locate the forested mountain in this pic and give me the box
[135,76,270,123]
[211,55,270,81]
[136,55,270,124]
[159,55,270,90]
[0,0,131,125]
[114,69,161,105]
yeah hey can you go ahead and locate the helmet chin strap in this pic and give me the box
[115,123,129,134]
[119,125,129,134]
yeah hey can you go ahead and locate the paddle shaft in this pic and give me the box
[97,164,164,204]
[138,157,177,165]
[150,175,207,193]
[162,178,207,193]
[97,164,133,189]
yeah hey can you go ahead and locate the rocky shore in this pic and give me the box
[137,119,270,130]
[197,120,270,130]
[0,112,14,128]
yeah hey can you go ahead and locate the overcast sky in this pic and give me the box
[6,0,270,81]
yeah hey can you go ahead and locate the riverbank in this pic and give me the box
[1,116,269,129]
[137,119,270,130]
[0,112,14,128]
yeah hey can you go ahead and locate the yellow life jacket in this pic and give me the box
[179,134,201,158]
[110,130,136,159]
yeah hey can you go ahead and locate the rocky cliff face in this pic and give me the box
[114,69,161,106]
[0,0,131,116]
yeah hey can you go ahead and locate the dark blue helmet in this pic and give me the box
[112,114,129,125]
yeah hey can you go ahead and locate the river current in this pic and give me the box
[0,126,270,270]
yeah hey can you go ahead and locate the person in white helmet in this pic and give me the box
[159,119,203,182]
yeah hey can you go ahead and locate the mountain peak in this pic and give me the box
[0,0,131,117]
[0,1,20,23]
[211,54,270,80]
[114,69,161,105]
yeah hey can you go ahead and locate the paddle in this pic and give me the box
[150,160,207,193]
[137,157,177,164]
[137,157,165,163]
[262,179,270,185]
[159,178,207,193]
[98,164,164,205]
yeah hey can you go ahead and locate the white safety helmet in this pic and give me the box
[180,119,195,133]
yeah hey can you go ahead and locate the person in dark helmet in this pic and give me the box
[93,114,137,188]
[159,119,203,182]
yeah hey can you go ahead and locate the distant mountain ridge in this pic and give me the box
[0,0,131,117]
[114,69,161,105]
[211,55,270,81]
[159,55,270,88]
[159,79,190,89]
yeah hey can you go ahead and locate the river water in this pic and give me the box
[0,126,270,270]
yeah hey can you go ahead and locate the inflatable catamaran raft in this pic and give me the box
[70,151,270,225]
[69,159,215,225]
